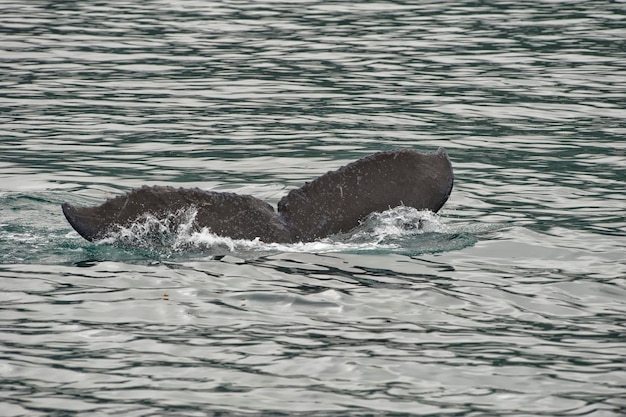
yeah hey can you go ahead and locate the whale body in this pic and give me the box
[62,148,454,243]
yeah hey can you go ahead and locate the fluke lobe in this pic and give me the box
[62,148,454,244]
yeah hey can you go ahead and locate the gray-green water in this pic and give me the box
[1,1,625,415]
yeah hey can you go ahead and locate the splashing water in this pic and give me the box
[95,206,480,257]
[99,207,201,248]
[347,206,447,243]
[0,193,493,263]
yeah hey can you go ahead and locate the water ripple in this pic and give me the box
[1,0,625,415]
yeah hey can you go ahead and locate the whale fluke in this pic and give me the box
[62,148,453,244]
[62,187,291,242]
[278,147,453,241]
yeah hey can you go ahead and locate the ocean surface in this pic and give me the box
[1,0,625,415]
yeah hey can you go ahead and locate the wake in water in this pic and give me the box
[0,193,499,264]
[96,206,478,256]
[0,193,502,264]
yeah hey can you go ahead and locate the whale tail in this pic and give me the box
[62,148,453,244]
[277,147,453,241]
[62,186,292,243]
[62,203,108,242]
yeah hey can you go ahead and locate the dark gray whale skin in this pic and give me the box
[62,148,453,243]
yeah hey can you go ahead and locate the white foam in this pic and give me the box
[347,206,447,244]
[97,206,458,254]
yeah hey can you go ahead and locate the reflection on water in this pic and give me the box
[1,0,625,415]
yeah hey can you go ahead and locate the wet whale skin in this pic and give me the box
[62,148,454,243]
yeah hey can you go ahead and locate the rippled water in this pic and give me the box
[1,1,625,415]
